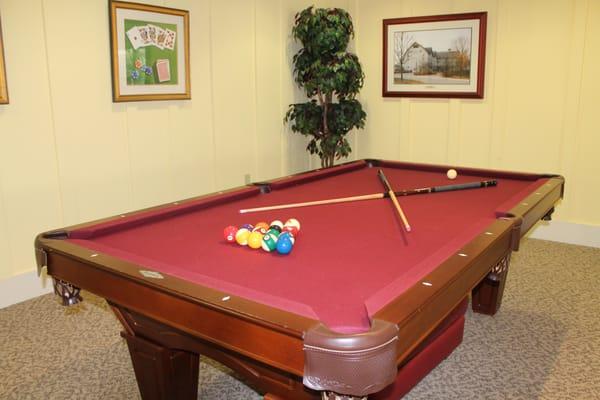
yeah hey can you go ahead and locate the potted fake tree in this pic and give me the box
[284,7,366,168]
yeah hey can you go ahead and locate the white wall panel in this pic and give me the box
[0,0,62,276]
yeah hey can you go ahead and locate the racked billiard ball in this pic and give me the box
[254,221,270,231]
[252,227,267,235]
[266,228,281,238]
[284,218,300,231]
[235,228,251,246]
[241,223,254,231]
[261,233,278,252]
[269,220,284,231]
[276,235,293,255]
[282,225,299,237]
[223,225,238,243]
[279,232,295,245]
[247,231,264,249]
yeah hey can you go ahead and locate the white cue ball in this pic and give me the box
[447,169,458,180]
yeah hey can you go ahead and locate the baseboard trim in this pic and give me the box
[0,270,53,309]
[1,222,596,309]
[527,220,600,248]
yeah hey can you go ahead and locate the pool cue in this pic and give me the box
[377,169,411,232]
[238,180,497,214]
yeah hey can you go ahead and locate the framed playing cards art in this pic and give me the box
[109,1,190,102]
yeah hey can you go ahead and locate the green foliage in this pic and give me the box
[284,6,366,168]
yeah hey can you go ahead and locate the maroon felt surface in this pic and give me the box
[68,163,546,333]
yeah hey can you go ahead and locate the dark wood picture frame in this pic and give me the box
[109,0,190,102]
[0,15,8,104]
[383,12,487,99]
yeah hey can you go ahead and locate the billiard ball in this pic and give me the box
[282,225,299,237]
[254,221,270,231]
[279,232,295,245]
[447,169,458,180]
[247,231,264,249]
[261,233,278,252]
[284,218,300,231]
[276,235,293,255]
[241,223,254,231]
[266,228,281,238]
[223,225,238,243]
[252,227,267,235]
[235,228,251,246]
[269,220,284,230]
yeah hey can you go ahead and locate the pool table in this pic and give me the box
[35,159,564,399]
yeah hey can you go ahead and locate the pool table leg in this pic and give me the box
[471,252,511,315]
[121,331,199,400]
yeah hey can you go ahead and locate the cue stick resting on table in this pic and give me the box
[238,179,497,214]
[377,169,411,232]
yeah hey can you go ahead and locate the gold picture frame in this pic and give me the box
[0,15,8,104]
[109,0,190,102]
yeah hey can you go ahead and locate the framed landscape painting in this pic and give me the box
[0,15,8,104]
[109,1,190,102]
[383,12,487,99]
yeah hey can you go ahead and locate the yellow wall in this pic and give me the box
[0,0,598,282]
[354,0,600,226]
[0,0,350,280]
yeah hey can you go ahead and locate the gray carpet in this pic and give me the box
[1,239,599,399]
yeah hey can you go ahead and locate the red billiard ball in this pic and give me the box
[282,225,299,237]
[284,218,300,231]
[223,225,238,243]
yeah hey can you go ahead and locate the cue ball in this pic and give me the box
[447,169,458,180]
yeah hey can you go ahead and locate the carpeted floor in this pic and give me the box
[1,239,599,399]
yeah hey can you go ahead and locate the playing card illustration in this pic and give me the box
[137,25,152,47]
[126,26,144,50]
[163,28,176,50]
[156,59,171,82]
[148,24,166,49]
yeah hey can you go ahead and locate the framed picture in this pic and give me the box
[109,1,190,102]
[383,12,487,99]
[0,15,8,104]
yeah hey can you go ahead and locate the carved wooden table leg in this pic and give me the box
[121,331,199,400]
[471,252,511,315]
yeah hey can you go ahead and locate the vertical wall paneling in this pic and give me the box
[255,0,283,181]
[43,0,132,224]
[280,1,311,174]
[556,0,588,223]
[408,101,450,163]
[165,1,216,200]
[126,106,173,209]
[571,0,600,225]
[0,0,62,277]
[354,0,405,160]
[0,181,13,277]
[499,1,572,173]
[210,0,258,190]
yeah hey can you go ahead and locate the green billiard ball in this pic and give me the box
[261,233,278,252]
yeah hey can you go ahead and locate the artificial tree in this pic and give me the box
[284,7,366,168]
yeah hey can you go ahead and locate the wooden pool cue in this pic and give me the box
[377,169,411,232]
[238,179,497,214]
